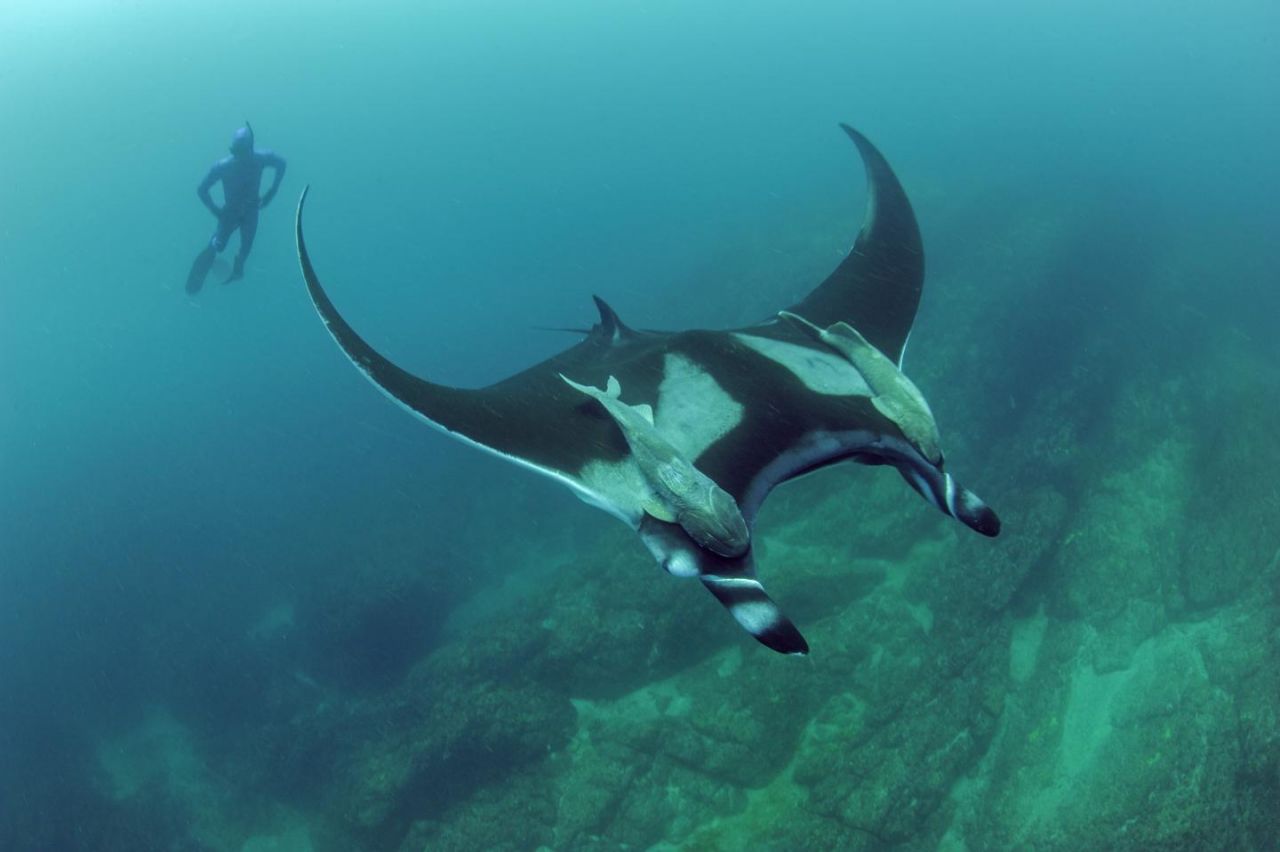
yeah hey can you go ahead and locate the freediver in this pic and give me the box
[185,122,286,294]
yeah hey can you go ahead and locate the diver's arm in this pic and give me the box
[197,164,223,217]
[259,152,287,208]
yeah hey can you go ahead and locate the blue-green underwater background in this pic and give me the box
[2,1,1278,849]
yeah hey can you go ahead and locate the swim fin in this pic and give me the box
[186,246,216,294]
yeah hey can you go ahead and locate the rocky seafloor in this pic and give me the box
[6,188,1277,851]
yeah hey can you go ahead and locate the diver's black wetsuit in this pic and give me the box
[186,124,286,294]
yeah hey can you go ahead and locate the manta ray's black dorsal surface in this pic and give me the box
[296,124,1000,656]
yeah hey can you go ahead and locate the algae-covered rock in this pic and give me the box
[1048,432,1189,644]
[793,642,1003,845]
[1027,619,1254,848]
[259,636,574,845]
[529,569,723,698]
[1175,342,1280,614]
[549,737,643,846]
[904,484,1068,679]
[945,598,1280,851]
[397,767,558,852]
[544,644,814,849]
[438,524,741,699]
[655,653,819,788]
[333,672,573,834]
[296,557,454,692]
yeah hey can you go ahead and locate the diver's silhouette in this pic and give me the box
[186,123,286,294]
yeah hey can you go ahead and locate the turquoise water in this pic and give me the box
[2,1,1278,849]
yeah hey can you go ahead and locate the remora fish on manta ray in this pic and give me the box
[295,124,1000,656]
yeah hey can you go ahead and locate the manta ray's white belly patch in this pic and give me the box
[732,333,872,397]
[655,353,742,460]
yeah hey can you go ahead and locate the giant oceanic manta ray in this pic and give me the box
[296,124,1000,656]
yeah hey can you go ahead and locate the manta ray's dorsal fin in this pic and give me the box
[591,295,639,344]
[783,124,923,367]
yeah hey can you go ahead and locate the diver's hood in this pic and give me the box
[229,122,254,155]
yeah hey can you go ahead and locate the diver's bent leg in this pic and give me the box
[227,210,258,282]
[210,216,235,253]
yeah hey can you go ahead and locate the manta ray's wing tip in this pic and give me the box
[296,187,314,241]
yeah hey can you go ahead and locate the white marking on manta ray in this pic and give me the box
[731,332,872,397]
[655,353,743,460]
[907,468,942,513]
[729,600,780,634]
[663,549,700,577]
[704,576,764,590]
[861,431,955,517]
